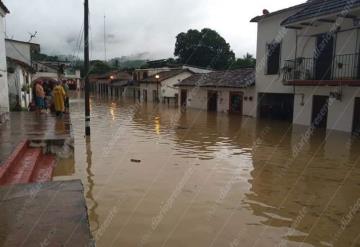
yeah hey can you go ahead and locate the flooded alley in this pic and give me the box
[56,93,360,247]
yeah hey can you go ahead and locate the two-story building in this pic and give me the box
[251,0,360,133]
[0,1,9,122]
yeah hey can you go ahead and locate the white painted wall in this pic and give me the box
[7,65,32,109]
[5,40,31,65]
[179,87,256,116]
[161,72,192,98]
[0,9,9,116]
[254,6,360,132]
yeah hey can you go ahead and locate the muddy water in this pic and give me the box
[54,93,360,247]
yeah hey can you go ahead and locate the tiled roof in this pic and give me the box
[139,69,192,83]
[250,3,308,23]
[281,0,360,26]
[0,1,9,14]
[175,69,255,88]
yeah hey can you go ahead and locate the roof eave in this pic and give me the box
[0,1,9,14]
[281,5,360,26]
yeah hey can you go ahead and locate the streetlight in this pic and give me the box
[155,74,160,103]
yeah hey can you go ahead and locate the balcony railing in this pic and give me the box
[283,53,360,83]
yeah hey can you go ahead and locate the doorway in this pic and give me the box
[207,91,218,112]
[143,89,147,102]
[180,90,187,108]
[315,33,334,80]
[229,92,243,114]
[258,93,294,121]
[312,95,329,129]
[353,98,360,134]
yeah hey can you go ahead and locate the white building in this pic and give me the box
[176,69,256,116]
[0,1,9,122]
[138,69,193,104]
[251,0,360,133]
[5,39,40,109]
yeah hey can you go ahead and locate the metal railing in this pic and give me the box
[283,53,360,81]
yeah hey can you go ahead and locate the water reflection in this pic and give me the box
[66,95,360,247]
[85,136,100,233]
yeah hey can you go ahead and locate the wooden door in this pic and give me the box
[207,91,218,112]
[180,90,187,108]
[229,92,243,114]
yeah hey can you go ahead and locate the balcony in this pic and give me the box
[283,53,360,86]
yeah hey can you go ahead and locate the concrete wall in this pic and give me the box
[7,65,32,108]
[0,9,9,115]
[293,86,360,132]
[161,72,192,98]
[5,40,32,66]
[179,86,256,116]
[254,7,360,132]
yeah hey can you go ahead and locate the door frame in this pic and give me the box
[180,89,187,108]
[311,95,329,129]
[229,92,244,115]
[314,33,335,80]
[207,90,218,112]
[352,97,360,134]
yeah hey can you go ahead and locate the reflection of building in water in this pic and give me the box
[247,123,360,247]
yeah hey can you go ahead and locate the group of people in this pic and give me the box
[32,80,69,117]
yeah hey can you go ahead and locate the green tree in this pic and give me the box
[88,60,112,75]
[174,28,235,70]
[230,53,256,69]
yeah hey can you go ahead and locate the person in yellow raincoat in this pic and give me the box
[53,81,66,117]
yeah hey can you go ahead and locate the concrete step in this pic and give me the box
[0,140,28,179]
[0,148,42,185]
[31,155,56,183]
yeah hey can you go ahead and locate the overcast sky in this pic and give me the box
[4,0,304,60]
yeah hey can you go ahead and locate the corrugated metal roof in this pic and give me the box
[281,0,360,26]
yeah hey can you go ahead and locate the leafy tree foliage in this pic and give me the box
[174,28,235,70]
[88,60,112,75]
[230,53,256,69]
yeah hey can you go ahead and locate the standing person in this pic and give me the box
[53,81,66,117]
[62,80,70,113]
[35,81,45,114]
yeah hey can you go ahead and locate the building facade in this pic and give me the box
[5,39,39,109]
[139,69,193,104]
[176,69,256,116]
[0,1,9,122]
[251,0,360,133]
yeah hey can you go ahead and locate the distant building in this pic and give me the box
[32,60,81,86]
[138,69,193,104]
[0,1,9,122]
[5,39,40,109]
[251,0,360,133]
[175,69,255,115]
[91,71,132,97]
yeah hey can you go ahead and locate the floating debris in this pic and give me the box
[130,159,141,163]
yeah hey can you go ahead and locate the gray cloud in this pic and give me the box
[4,0,304,60]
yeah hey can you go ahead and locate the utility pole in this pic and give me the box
[84,0,91,136]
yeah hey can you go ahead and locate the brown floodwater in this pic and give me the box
[54,92,360,247]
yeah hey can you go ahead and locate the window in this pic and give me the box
[266,42,281,75]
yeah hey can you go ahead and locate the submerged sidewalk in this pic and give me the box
[0,180,94,246]
[0,112,72,164]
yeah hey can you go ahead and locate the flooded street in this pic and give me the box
[55,93,360,247]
